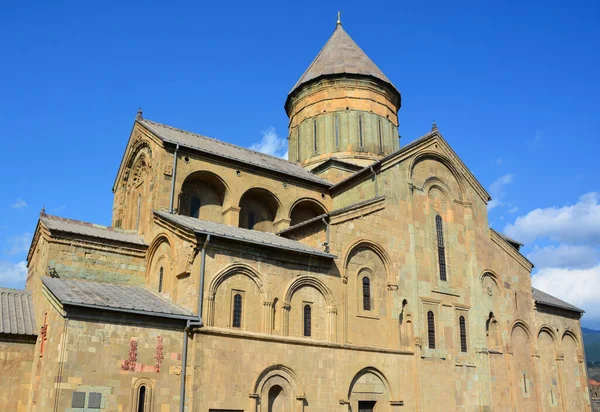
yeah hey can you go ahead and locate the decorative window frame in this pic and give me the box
[131,378,154,412]
[230,289,245,329]
[356,268,379,319]
[302,301,313,338]
[454,307,473,364]
[420,300,445,359]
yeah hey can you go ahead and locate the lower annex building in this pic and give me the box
[0,18,592,412]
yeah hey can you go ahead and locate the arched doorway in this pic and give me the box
[348,368,392,412]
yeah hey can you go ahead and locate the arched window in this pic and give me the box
[303,305,311,337]
[435,214,447,281]
[136,194,142,230]
[362,277,371,311]
[459,316,467,352]
[232,294,242,328]
[158,267,164,293]
[427,311,436,349]
[313,119,318,153]
[190,196,201,218]
[248,212,256,230]
[358,114,364,148]
[137,385,147,412]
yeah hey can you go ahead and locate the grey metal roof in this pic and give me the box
[0,288,36,336]
[42,277,198,321]
[41,214,146,246]
[137,119,331,187]
[532,287,584,313]
[155,211,335,259]
[290,24,397,94]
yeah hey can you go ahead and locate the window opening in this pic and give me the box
[232,294,242,328]
[459,316,467,352]
[335,115,340,149]
[362,277,371,311]
[190,196,201,218]
[136,194,142,230]
[158,267,164,293]
[248,212,256,230]
[427,311,436,349]
[523,373,527,393]
[303,304,311,337]
[296,127,300,161]
[313,119,318,153]
[435,214,447,281]
[378,118,383,152]
[358,400,376,412]
[137,385,146,412]
[358,115,364,148]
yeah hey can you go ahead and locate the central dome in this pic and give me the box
[285,23,401,169]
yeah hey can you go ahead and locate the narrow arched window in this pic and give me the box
[358,114,364,148]
[378,118,383,152]
[232,294,242,328]
[313,119,318,153]
[334,115,340,149]
[190,196,201,218]
[459,316,467,352]
[362,277,371,311]
[296,127,301,161]
[136,194,142,230]
[303,305,311,337]
[158,267,164,293]
[248,212,256,230]
[137,385,147,412]
[427,311,436,349]
[435,214,447,281]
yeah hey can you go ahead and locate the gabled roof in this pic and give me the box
[0,288,36,336]
[40,214,146,246]
[532,287,584,314]
[496,231,524,250]
[137,118,331,187]
[289,24,397,95]
[155,211,336,259]
[43,277,198,321]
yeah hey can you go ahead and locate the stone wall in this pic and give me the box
[0,339,35,412]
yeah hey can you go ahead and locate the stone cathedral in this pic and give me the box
[0,20,592,412]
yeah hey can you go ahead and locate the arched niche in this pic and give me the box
[239,188,281,232]
[282,276,336,341]
[179,171,228,223]
[251,365,304,412]
[346,367,394,412]
[538,327,561,409]
[562,331,584,411]
[206,264,266,332]
[146,235,173,295]
[510,322,538,408]
[344,241,391,347]
[289,198,327,226]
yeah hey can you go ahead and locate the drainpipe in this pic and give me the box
[370,167,379,198]
[169,144,180,213]
[179,234,211,412]
[321,217,330,254]
[198,235,211,318]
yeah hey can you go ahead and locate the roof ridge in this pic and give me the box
[140,118,299,166]
[0,287,31,294]
[41,213,138,234]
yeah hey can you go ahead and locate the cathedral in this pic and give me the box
[0,19,592,412]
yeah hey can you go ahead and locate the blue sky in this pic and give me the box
[1,1,599,326]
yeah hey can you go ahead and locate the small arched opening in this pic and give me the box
[239,188,280,232]
[289,199,327,226]
[179,171,227,222]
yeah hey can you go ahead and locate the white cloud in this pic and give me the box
[11,198,27,209]
[6,232,32,256]
[508,206,519,214]
[503,192,600,244]
[532,265,600,328]
[487,174,515,211]
[0,260,27,289]
[527,244,600,269]
[249,127,287,159]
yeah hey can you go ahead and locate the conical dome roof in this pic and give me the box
[289,24,397,95]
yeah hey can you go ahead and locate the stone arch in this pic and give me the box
[480,271,502,302]
[130,377,154,412]
[562,329,584,411]
[206,263,266,330]
[343,239,392,281]
[510,320,538,408]
[251,364,304,412]
[409,151,466,202]
[282,275,336,341]
[346,367,395,411]
[146,234,175,295]
[538,326,561,408]
[238,187,283,232]
[179,170,229,222]
[486,312,502,351]
[423,177,453,209]
[288,197,328,226]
